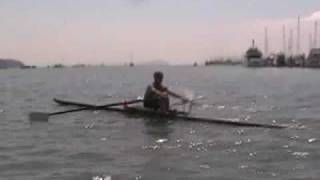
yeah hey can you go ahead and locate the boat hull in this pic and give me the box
[53,98,285,129]
[245,58,265,67]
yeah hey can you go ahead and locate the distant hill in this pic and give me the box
[0,59,24,69]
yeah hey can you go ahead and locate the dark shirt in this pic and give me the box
[143,83,168,109]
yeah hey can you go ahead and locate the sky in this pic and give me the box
[0,0,320,65]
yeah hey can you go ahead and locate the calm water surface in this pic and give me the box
[0,66,319,180]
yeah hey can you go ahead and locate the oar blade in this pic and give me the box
[29,112,50,122]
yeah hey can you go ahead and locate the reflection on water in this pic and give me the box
[143,118,173,137]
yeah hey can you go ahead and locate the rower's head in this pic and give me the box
[153,71,163,84]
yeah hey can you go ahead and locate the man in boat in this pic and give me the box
[143,71,188,112]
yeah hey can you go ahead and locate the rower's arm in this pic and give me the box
[149,85,189,101]
[167,89,189,102]
[150,86,167,97]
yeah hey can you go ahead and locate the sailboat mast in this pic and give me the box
[296,16,301,54]
[315,21,318,48]
[283,25,287,54]
[264,27,269,56]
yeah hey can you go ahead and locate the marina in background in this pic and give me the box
[242,16,320,68]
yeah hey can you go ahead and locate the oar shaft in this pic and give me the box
[50,99,143,116]
[96,99,143,108]
[50,107,91,115]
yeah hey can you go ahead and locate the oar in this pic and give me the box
[29,99,143,122]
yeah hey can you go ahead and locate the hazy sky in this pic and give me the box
[1,0,320,65]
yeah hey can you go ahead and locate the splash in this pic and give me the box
[92,175,111,180]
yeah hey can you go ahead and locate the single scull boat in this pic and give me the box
[53,98,286,129]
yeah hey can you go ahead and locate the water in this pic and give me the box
[0,66,320,179]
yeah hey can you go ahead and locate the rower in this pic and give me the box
[143,71,188,112]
